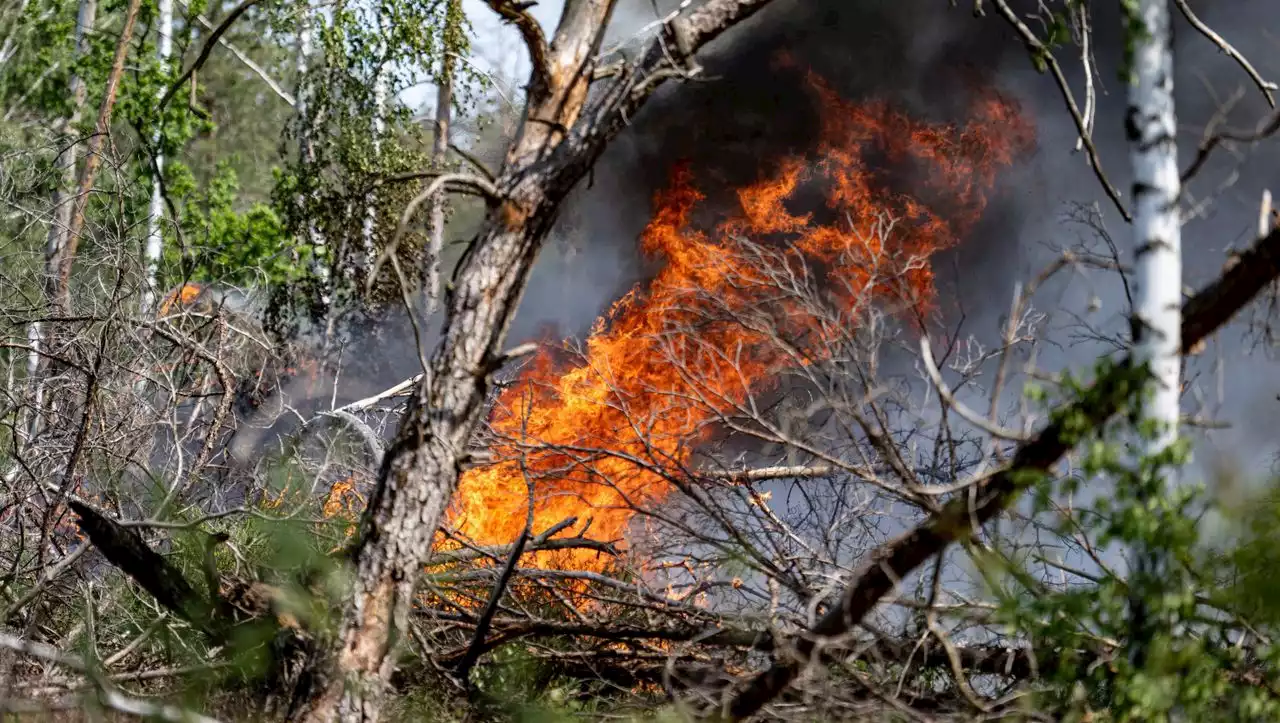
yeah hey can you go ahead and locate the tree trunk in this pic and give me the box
[54,0,144,313]
[142,0,175,314]
[1125,0,1182,667]
[44,0,97,295]
[295,1,330,329]
[360,69,386,281]
[26,0,96,438]
[423,22,454,314]
[291,1,783,719]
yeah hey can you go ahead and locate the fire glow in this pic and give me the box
[442,71,1033,572]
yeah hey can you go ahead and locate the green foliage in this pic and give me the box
[272,0,480,326]
[984,363,1280,722]
[164,159,297,286]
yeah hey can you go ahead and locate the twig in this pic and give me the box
[367,172,501,294]
[158,0,266,111]
[448,142,496,183]
[718,223,1280,720]
[178,1,296,107]
[699,465,835,483]
[920,336,1030,441]
[1173,0,1275,108]
[989,0,1129,222]
[1181,108,1280,183]
[317,409,385,465]
[0,632,223,722]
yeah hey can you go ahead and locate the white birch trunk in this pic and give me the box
[26,0,96,441]
[360,22,387,277]
[141,0,174,314]
[1126,0,1181,665]
[423,56,452,315]
[296,3,328,300]
[44,0,96,279]
[1129,0,1181,477]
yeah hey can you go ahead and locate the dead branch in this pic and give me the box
[179,0,296,107]
[1173,0,1276,108]
[483,0,551,94]
[369,172,502,294]
[0,632,224,722]
[1181,108,1280,184]
[920,336,1029,441]
[988,0,1129,222]
[718,224,1280,720]
[67,499,215,633]
[699,465,836,483]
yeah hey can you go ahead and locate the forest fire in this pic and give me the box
[442,70,1033,572]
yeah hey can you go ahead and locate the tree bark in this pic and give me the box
[44,0,97,299]
[422,23,454,314]
[295,1,330,323]
[142,0,175,314]
[292,1,782,720]
[1124,0,1182,668]
[54,0,144,314]
[26,0,97,438]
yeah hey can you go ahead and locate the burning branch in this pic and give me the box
[717,224,1280,720]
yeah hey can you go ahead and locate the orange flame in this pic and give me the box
[444,71,1033,572]
[158,282,204,316]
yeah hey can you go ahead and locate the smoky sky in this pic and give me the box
[513,0,1049,343]
[262,0,1280,473]
[502,0,1280,471]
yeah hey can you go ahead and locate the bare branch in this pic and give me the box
[699,465,836,483]
[0,632,224,723]
[368,172,502,294]
[920,336,1030,441]
[1173,0,1276,108]
[158,0,266,111]
[988,0,1130,222]
[336,375,423,413]
[719,224,1280,720]
[1181,108,1280,183]
[179,0,296,107]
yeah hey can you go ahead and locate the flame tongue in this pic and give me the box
[443,71,1033,572]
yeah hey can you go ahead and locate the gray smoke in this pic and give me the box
[504,0,1280,474]
[256,0,1280,479]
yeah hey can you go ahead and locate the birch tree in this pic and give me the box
[142,0,175,314]
[27,0,96,436]
[422,0,460,314]
[1124,0,1182,667]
